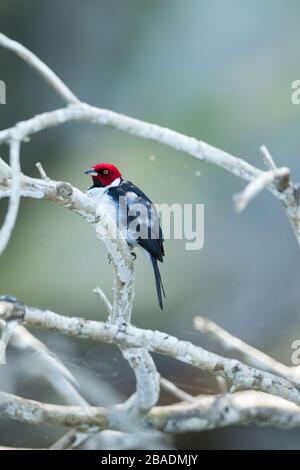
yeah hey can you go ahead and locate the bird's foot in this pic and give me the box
[108,253,112,264]
[131,251,137,261]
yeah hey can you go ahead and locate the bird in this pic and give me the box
[85,163,165,309]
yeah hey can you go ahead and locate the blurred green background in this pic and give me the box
[1,0,300,449]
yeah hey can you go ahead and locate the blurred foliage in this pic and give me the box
[1,0,300,449]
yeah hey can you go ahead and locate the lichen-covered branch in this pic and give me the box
[0,162,159,412]
[194,316,300,384]
[1,390,300,435]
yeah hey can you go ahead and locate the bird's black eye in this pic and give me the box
[103,169,109,175]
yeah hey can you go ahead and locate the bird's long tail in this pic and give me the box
[151,256,166,310]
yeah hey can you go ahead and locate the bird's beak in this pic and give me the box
[84,169,98,176]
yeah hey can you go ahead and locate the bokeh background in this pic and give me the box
[1,0,300,449]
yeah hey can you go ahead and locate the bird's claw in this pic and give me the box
[108,253,112,264]
[131,251,137,261]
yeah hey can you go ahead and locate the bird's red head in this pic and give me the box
[84,163,122,187]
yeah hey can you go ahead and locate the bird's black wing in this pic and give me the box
[107,180,165,262]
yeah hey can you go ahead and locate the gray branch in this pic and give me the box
[0,31,299,447]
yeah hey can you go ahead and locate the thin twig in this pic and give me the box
[260,145,277,170]
[2,390,300,432]
[160,377,195,402]
[234,167,290,213]
[194,316,300,383]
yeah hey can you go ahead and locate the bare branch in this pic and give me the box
[0,140,21,255]
[260,145,278,171]
[50,429,90,450]
[93,286,112,321]
[150,391,300,433]
[234,167,290,213]
[160,377,195,402]
[0,319,18,364]
[0,102,298,245]
[94,199,159,410]
[0,104,261,184]
[194,316,300,384]
[0,156,11,181]
[93,286,112,313]
[35,161,50,181]
[1,31,300,444]
[122,348,160,411]
[0,297,24,363]
[10,326,87,404]
[0,164,158,412]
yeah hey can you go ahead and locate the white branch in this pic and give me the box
[234,166,290,213]
[160,377,195,402]
[0,296,24,364]
[11,325,86,404]
[0,140,21,255]
[94,208,134,326]
[0,320,18,364]
[0,102,298,244]
[150,391,300,433]
[1,31,300,444]
[194,316,300,384]
[2,300,300,409]
[0,166,159,412]
[0,104,262,184]
[260,145,278,171]
[93,286,112,312]
[1,390,300,433]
